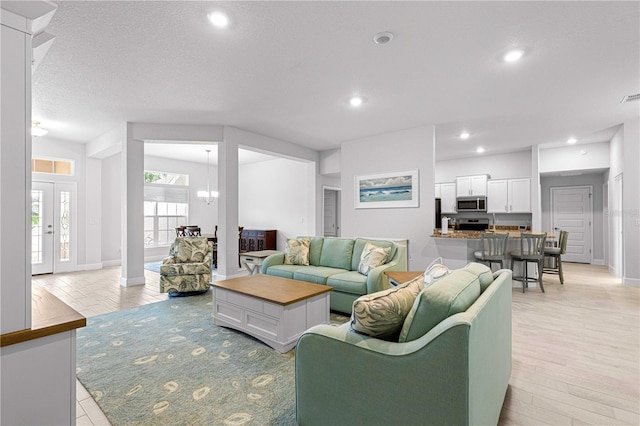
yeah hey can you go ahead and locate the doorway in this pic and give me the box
[323,187,341,237]
[31,181,76,274]
[550,186,592,263]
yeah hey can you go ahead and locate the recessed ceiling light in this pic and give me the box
[459,131,470,140]
[580,149,587,155]
[349,96,363,107]
[207,11,229,28]
[503,49,524,63]
[567,137,577,144]
[373,31,394,45]
[476,147,485,154]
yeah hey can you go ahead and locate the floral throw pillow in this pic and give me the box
[357,242,391,275]
[350,274,425,340]
[284,237,311,265]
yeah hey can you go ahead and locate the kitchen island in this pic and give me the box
[428,228,554,288]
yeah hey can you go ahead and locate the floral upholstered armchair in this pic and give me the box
[160,237,212,295]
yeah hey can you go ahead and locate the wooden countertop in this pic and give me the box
[1,286,86,347]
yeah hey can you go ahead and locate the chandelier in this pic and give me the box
[197,149,218,205]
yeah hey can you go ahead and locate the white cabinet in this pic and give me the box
[487,178,531,213]
[435,183,441,199]
[456,175,488,197]
[440,182,457,213]
[509,178,531,213]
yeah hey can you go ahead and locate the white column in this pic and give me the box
[530,145,542,231]
[120,123,145,286]
[623,119,640,286]
[217,127,239,278]
[0,14,32,333]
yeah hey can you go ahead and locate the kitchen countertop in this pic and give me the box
[432,228,555,239]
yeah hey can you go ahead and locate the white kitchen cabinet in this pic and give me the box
[508,178,531,213]
[440,182,457,213]
[435,183,441,199]
[487,178,531,213]
[456,175,488,197]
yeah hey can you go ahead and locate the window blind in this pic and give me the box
[144,184,189,203]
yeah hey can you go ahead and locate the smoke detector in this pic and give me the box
[373,31,394,45]
[620,93,640,103]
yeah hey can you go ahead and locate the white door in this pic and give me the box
[31,182,55,274]
[551,186,592,263]
[31,181,75,275]
[323,188,340,237]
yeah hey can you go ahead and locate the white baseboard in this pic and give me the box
[144,255,166,262]
[623,276,640,287]
[120,276,145,286]
[592,258,605,266]
[76,263,103,271]
[102,260,121,267]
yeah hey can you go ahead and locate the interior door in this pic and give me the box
[551,186,592,263]
[31,181,54,274]
[323,188,340,237]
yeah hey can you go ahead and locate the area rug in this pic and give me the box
[76,294,349,425]
[143,261,162,273]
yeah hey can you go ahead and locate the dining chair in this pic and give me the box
[175,226,187,237]
[509,232,547,293]
[543,230,568,284]
[185,225,201,237]
[474,232,509,270]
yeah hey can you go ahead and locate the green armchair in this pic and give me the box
[160,237,212,294]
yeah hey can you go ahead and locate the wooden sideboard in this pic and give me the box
[240,229,277,253]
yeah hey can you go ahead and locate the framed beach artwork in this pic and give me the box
[354,169,419,209]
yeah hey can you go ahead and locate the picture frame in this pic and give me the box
[354,169,419,209]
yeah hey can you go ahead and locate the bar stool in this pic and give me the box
[543,230,568,284]
[510,233,547,293]
[474,232,508,271]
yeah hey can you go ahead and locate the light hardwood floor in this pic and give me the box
[32,263,639,426]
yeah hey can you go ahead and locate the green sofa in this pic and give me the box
[295,266,512,426]
[261,237,407,314]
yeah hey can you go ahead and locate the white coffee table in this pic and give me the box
[212,275,332,353]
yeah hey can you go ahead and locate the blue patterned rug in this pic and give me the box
[143,261,162,273]
[76,293,349,425]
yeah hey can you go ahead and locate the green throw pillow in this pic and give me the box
[350,274,425,340]
[357,242,391,275]
[284,237,311,265]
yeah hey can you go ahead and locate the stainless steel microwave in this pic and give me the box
[457,197,487,211]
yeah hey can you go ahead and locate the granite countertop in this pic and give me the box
[432,227,554,239]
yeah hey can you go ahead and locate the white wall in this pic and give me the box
[101,153,121,264]
[540,173,606,264]
[607,121,640,286]
[539,142,610,174]
[435,150,531,182]
[341,125,435,270]
[239,158,314,249]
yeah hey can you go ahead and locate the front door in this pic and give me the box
[31,182,55,274]
[31,181,75,275]
[551,186,592,263]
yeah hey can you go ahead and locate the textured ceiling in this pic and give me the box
[32,1,639,161]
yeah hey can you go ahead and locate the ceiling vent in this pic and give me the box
[620,93,640,103]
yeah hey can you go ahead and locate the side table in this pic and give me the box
[384,271,423,287]
[239,250,282,274]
